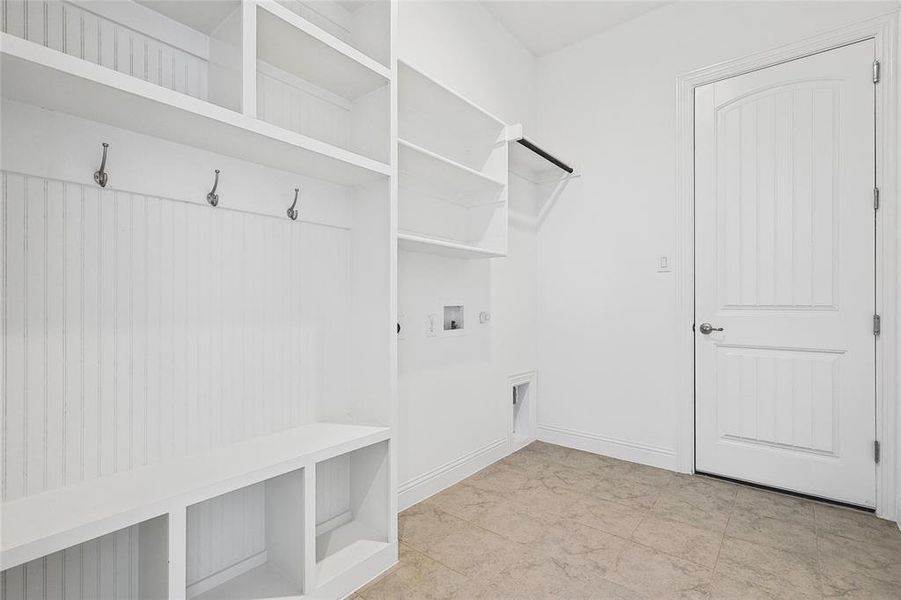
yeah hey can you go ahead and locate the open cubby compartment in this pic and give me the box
[186,469,305,600]
[275,0,390,67]
[314,440,390,586]
[398,61,507,180]
[398,178,508,255]
[0,515,168,599]
[1,0,244,111]
[255,3,390,164]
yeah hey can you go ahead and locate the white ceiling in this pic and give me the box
[482,1,671,57]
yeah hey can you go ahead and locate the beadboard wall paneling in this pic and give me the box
[257,62,352,153]
[1,171,352,503]
[186,483,266,588]
[0,516,168,600]
[1,0,209,100]
[316,454,351,527]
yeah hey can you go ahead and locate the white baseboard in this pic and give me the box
[187,550,268,599]
[398,438,510,511]
[896,495,901,530]
[537,424,678,471]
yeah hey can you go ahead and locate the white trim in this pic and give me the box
[537,424,678,471]
[675,11,900,519]
[509,371,538,448]
[186,551,268,599]
[397,438,508,511]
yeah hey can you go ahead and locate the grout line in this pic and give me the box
[813,504,825,596]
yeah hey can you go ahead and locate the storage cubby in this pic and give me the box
[276,0,390,67]
[0,515,168,600]
[188,469,305,600]
[315,441,390,586]
[256,3,390,163]
[397,61,508,258]
[1,0,244,111]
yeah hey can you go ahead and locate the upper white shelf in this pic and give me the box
[398,139,505,207]
[0,33,390,186]
[257,2,390,100]
[1,422,390,570]
[398,60,507,174]
[398,60,505,132]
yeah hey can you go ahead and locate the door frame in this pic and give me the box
[674,12,900,519]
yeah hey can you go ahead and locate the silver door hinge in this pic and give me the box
[875,440,881,464]
[874,314,881,336]
[873,59,881,83]
[874,187,880,210]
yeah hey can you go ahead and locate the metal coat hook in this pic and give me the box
[287,187,299,220]
[94,143,110,187]
[207,169,220,207]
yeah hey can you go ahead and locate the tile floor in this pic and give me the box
[357,441,901,599]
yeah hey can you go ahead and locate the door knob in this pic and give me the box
[699,322,724,335]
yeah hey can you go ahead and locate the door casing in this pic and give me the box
[674,12,900,520]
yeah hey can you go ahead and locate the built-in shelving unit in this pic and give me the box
[0,0,392,186]
[0,1,397,598]
[397,60,508,258]
[1,424,391,597]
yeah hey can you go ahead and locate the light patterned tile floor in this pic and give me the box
[358,442,901,599]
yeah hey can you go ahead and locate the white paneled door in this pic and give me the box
[694,40,876,507]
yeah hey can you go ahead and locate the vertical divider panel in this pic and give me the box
[242,0,258,118]
[138,516,170,600]
[168,506,188,600]
[264,470,306,591]
[303,465,318,593]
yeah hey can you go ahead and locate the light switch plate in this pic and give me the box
[657,256,671,273]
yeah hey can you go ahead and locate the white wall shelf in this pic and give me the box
[258,2,390,97]
[397,232,506,259]
[399,139,505,207]
[398,60,506,172]
[397,61,508,259]
[275,0,390,68]
[0,34,389,186]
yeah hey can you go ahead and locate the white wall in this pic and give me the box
[535,2,899,472]
[396,1,539,508]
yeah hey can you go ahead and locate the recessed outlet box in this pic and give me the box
[443,304,464,332]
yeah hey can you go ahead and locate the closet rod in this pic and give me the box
[516,138,574,174]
